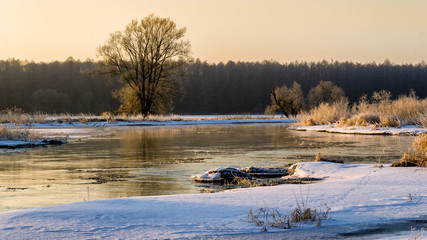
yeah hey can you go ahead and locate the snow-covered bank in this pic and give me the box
[294,124,426,135]
[29,117,296,128]
[0,162,425,239]
[0,139,64,149]
[1,117,295,149]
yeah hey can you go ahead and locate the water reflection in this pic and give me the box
[0,124,414,212]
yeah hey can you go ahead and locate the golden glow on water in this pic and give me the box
[0,124,413,212]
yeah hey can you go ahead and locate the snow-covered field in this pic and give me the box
[0,162,425,239]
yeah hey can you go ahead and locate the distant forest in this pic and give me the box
[0,58,426,115]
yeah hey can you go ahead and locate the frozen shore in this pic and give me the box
[294,124,426,135]
[0,161,425,239]
[0,117,296,149]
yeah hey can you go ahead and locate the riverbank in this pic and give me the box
[294,124,426,135]
[0,116,296,149]
[0,161,425,239]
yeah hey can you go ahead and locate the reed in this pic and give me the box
[0,126,43,141]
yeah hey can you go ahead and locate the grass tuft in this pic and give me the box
[409,227,425,240]
[300,100,350,125]
[392,134,427,167]
[0,107,47,125]
[247,189,331,231]
[0,126,44,141]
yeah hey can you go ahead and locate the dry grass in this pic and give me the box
[228,176,318,189]
[247,190,331,231]
[0,126,44,141]
[351,92,427,126]
[409,227,425,240]
[392,134,427,167]
[313,153,344,163]
[199,176,317,194]
[299,91,427,128]
[373,158,384,168]
[0,108,47,125]
[1,109,287,126]
[98,113,285,123]
[414,112,427,128]
[299,100,350,125]
[379,114,401,128]
[337,112,380,127]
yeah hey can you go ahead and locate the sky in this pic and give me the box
[0,0,426,64]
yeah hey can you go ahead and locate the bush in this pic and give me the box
[379,115,401,128]
[265,82,304,117]
[299,99,350,125]
[338,113,380,127]
[392,134,427,167]
[299,89,427,128]
[307,81,346,108]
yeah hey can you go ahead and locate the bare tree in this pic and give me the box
[97,14,191,116]
[265,82,304,117]
[307,81,346,108]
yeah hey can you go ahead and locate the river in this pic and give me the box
[0,123,414,212]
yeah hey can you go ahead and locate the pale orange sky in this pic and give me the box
[0,0,426,64]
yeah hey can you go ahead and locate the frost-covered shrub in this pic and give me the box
[379,115,401,128]
[0,126,42,141]
[392,134,427,167]
[338,113,381,127]
[0,107,47,125]
[299,100,350,125]
[300,89,427,127]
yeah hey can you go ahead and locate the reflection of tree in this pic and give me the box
[119,127,195,167]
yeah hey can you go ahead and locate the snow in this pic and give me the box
[0,162,425,239]
[294,124,427,135]
[0,140,33,148]
[0,139,65,149]
[1,117,295,148]
[1,119,426,238]
[28,118,296,128]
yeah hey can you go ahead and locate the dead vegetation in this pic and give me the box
[247,189,331,231]
[1,108,286,125]
[0,107,47,125]
[299,90,427,128]
[314,153,344,163]
[99,113,284,123]
[392,134,427,167]
[0,125,44,141]
[198,177,318,193]
[299,99,350,126]
[409,227,426,240]
[232,177,318,187]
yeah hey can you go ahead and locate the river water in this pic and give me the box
[0,123,414,212]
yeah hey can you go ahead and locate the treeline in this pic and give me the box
[174,59,427,114]
[0,58,121,114]
[0,58,426,114]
